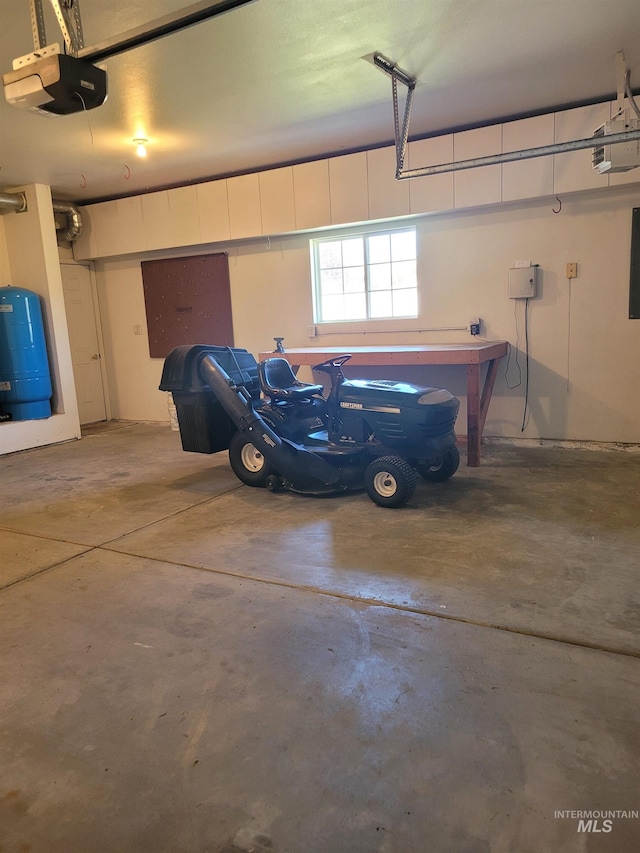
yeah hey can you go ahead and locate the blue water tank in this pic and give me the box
[0,285,53,420]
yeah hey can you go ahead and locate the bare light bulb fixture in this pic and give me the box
[133,138,148,158]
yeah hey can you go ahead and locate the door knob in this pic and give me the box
[91,353,101,360]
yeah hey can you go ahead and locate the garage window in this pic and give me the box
[311,227,418,323]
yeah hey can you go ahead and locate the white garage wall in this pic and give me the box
[95,186,640,443]
[0,218,9,281]
[95,259,169,423]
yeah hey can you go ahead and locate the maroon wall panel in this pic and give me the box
[142,253,234,358]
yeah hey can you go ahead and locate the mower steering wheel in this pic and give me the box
[312,354,352,373]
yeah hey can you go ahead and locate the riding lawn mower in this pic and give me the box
[159,344,460,508]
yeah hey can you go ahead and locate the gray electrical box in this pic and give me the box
[508,266,537,299]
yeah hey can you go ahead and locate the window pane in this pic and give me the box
[367,234,390,264]
[392,288,418,317]
[369,290,392,318]
[313,227,416,323]
[391,230,416,262]
[369,263,391,291]
[320,268,343,294]
[391,259,416,289]
[321,294,344,322]
[343,266,365,293]
[318,241,342,269]
[342,238,364,267]
[344,293,366,320]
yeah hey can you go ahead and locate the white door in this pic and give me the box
[61,263,107,424]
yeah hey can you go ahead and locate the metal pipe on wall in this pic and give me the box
[52,200,83,242]
[0,190,83,242]
[0,191,27,213]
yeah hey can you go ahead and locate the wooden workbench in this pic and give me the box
[258,343,508,466]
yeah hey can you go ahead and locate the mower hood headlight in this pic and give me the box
[417,389,455,405]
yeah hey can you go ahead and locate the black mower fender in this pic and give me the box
[236,417,345,491]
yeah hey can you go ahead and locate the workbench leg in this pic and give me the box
[479,357,501,435]
[466,364,480,466]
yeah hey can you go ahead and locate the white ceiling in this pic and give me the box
[1,0,639,203]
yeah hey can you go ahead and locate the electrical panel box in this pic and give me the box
[508,266,537,299]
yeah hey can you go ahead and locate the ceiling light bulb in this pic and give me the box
[134,138,148,157]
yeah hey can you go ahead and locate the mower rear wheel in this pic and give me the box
[418,446,460,482]
[364,456,418,508]
[229,431,275,487]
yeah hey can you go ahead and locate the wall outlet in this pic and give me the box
[133,324,143,336]
[469,317,481,336]
[515,259,532,268]
[566,262,578,279]
[306,325,317,337]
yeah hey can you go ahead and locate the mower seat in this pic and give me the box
[258,357,324,403]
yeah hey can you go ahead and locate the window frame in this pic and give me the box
[310,225,418,324]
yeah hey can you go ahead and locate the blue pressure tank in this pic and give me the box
[0,285,53,420]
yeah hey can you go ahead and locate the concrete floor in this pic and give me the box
[1,422,639,853]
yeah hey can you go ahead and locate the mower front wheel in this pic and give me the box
[418,446,460,482]
[364,456,418,508]
[229,431,275,487]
